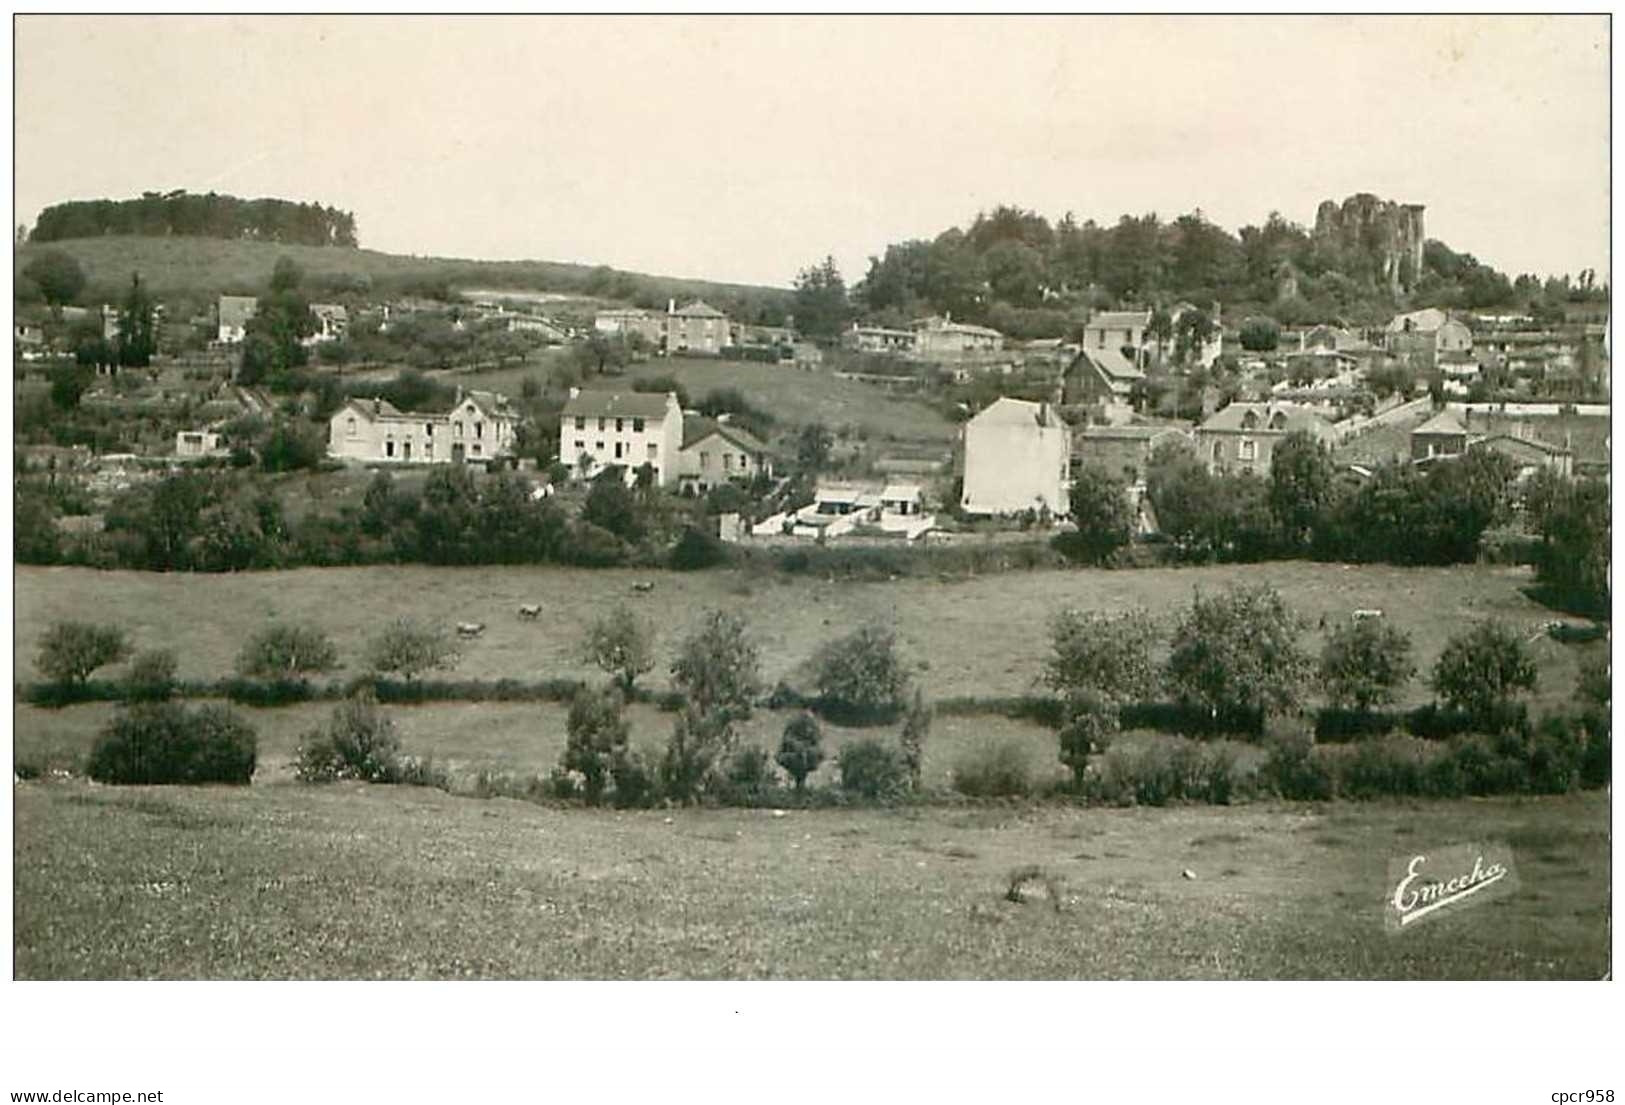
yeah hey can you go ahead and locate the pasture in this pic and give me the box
[13,561,1600,715]
[13,780,1609,979]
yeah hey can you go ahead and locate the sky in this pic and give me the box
[13,14,1611,290]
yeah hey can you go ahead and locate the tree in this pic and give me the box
[897,689,932,789]
[1239,316,1280,352]
[240,258,315,386]
[1058,465,1134,565]
[49,364,89,410]
[1318,618,1416,711]
[670,609,762,723]
[236,623,339,682]
[792,255,852,340]
[1042,609,1159,783]
[36,621,132,686]
[776,712,825,790]
[1431,620,1537,725]
[582,604,655,693]
[810,623,909,720]
[1164,584,1311,725]
[1144,307,1174,364]
[1267,431,1335,551]
[1527,473,1609,615]
[366,618,461,683]
[795,421,834,474]
[582,469,645,543]
[1172,308,1217,367]
[561,687,631,804]
[22,249,86,310]
[116,272,158,367]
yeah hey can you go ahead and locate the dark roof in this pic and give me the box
[1200,402,1333,435]
[682,417,768,453]
[563,391,676,420]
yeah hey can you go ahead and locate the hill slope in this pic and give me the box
[14,235,791,318]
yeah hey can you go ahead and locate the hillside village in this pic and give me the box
[14,204,1611,565]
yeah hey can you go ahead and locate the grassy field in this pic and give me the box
[12,780,1608,979]
[14,561,1601,714]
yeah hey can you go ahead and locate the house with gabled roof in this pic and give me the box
[910,314,1005,361]
[1067,344,1145,407]
[960,396,1071,516]
[1409,409,1472,461]
[217,295,258,344]
[328,388,519,465]
[677,417,773,492]
[1196,401,1336,477]
[559,388,684,485]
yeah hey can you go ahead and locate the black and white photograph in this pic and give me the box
[4,11,1618,1102]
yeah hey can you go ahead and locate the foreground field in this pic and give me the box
[13,781,1608,979]
[15,561,1599,714]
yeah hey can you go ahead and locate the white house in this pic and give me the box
[305,303,349,345]
[677,418,773,493]
[174,429,227,458]
[960,396,1071,516]
[328,389,520,464]
[559,389,684,486]
[217,295,258,344]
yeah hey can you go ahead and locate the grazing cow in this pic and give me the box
[456,621,486,639]
[632,581,655,594]
[1352,609,1383,621]
[517,604,542,620]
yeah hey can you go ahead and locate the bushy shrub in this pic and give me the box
[836,737,908,800]
[951,739,1034,798]
[1095,737,1237,806]
[610,749,658,808]
[86,702,257,785]
[293,692,403,783]
[1335,737,1429,800]
[721,745,779,805]
[124,648,178,702]
[1259,734,1335,801]
[810,623,909,724]
[670,526,727,571]
[1445,732,1530,797]
[236,622,339,682]
[776,712,825,790]
[1314,708,1402,743]
[1527,715,1584,794]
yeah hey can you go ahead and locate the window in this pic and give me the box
[1096,330,1105,348]
[722,453,733,471]
[1241,411,1259,430]
[454,421,464,438]
[700,451,711,468]
[425,423,434,437]
[346,418,357,438]
[616,418,624,433]
[598,418,606,432]
[595,441,605,451]
[633,418,645,433]
[646,443,657,459]
[575,416,585,431]
[475,422,483,439]
[1269,413,1287,430]
[614,442,623,460]
[1239,438,1257,461]
[385,441,395,458]
[472,444,482,456]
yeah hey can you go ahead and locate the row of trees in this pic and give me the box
[29,192,358,247]
[1042,584,1545,786]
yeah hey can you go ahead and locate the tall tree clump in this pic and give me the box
[239,256,316,387]
[792,256,852,340]
[1318,618,1416,712]
[663,610,762,801]
[1164,584,1311,732]
[116,272,158,367]
[1042,609,1159,786]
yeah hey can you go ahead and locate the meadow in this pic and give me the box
[447,354,960,444]
[13,780,1609,979]
[13,560,1597,714]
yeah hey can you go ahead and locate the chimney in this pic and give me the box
[568,386,581,400]
[668,298,676,315]
[372,398,381,416]
[455,386,464,405]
